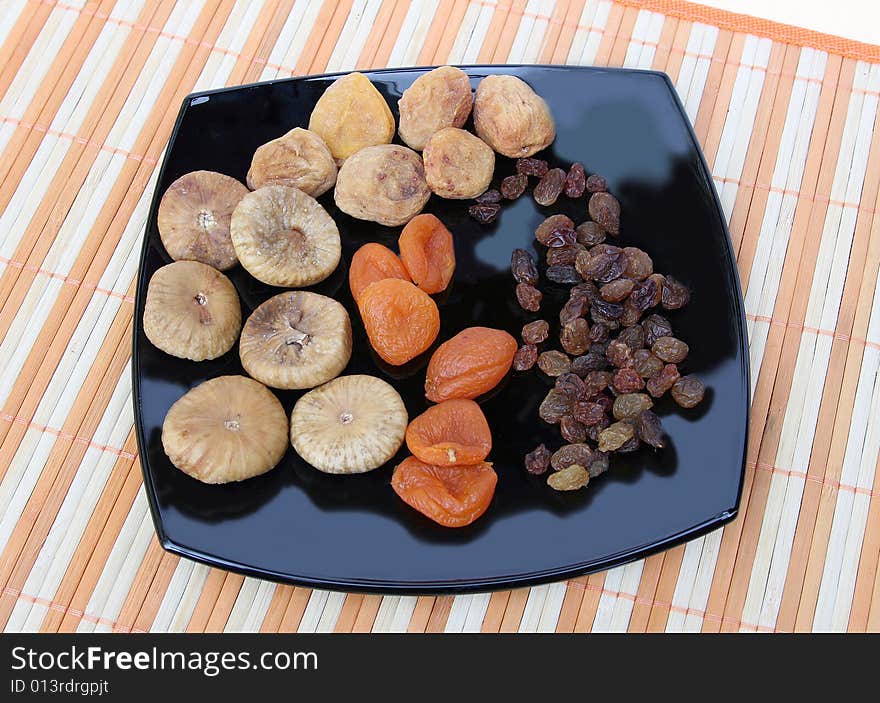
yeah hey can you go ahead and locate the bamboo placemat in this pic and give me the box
[1,0,879,634]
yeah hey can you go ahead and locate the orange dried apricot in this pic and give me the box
[425,327,517,402]
[349,242,410,303]
[398,214,456,294]
[405,399,491,466]
[391,456,497,528]
[358,278,440,366]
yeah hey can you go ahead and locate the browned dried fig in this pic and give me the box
[473,75,555,158]
[423,127,494,199]
[398,66,472,151]
[308,72,395,162]
[143,261,241,361]
[246,127,337,197]
[334,144,431,226]
[157,170,248,271]
[231,185,341,287]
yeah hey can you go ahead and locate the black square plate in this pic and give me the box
[133,66,749,594]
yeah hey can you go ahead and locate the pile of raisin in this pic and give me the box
[507,173,706,492]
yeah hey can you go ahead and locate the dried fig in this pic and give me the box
[473,75,555,158]
[423,127,494,199]
[246,127,337,197]
[398,65,472,151]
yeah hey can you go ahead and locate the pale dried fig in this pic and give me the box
[473,75,555,158]
[398,66,472,151]
[308,72,395,162]
[247,127,337,197]
[333,144,430,226]
[423,127,494,200]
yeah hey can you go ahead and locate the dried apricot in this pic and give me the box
[348,242,410,303]
[358,278,440,365]
[398,214,455,294]
[425,327,517,402]
[391,456,497,528]
[405,399,491,466]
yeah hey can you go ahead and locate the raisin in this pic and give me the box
[469,203,500,223]
[652,336,689,364]
[612,393,653,420]
[547,464,589,491]
[586,174,607,193]
[533,168,566,206]
[598,421,634,452]
[539,388,573,423]
[630,277,662,312]
[563,163,586,198]
[671,375,705,408]
[622,247,653,280]
[577,250,626,283]
[550,443,594,471]
[583,371,613,396]
[590,243,621,257]
[475,189,502,203]
[635,410,665,448]
[512,343,538,371]
[600,278,634,302]
[572,401,606,426]
[516,157,549,177]
[516,282,542,311]
[606,340,633,368]
[589,322,609,343]
[617,324,646,351]
[537,350,571,377]
[522,319,549,344]
[591,394,613,413]
[536,214,575,245]
[546,244,586,266]
[619,301,642,327]
[571,353,607,376]
[633,349,664,379]
[613,367,644,393]
[500,173,528,200]
[588,192,620,235]
[642,314,673,345]
[511,248,539,285]
[617,435,641,453]
[558,298,588,327]
[576,221,606,247]
[524,443,552,475]
[592,299,624,320]
[587,451,610,477]
[560,415,587,443]
[547,265,582,284]
[560,318,590,355]
[662,276,691,310]
[598,252,628,284]
[555,372,586,400]
[646,363,680,398]
[585,415,611,443]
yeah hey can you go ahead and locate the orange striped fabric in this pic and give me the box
[1,0,879,633]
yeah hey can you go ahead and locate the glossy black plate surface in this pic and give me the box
[133,66,748,594]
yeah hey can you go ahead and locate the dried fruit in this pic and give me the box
[588,191,620,235]
[474,75,555,158]
[476,189,502,203]
[633,349,664,379]
[392,457,497,528]
[425,327,517,402]
[547,265,581,284]
[308,72,395,161]
[247,127,337,196]
[398,65,472,151]
[533,167,566,206]
[585,415,610,443]
[157,170,248,271]
[613,367,644,393]
[398,213,456,294]
[511,248,539,285]
[598,421,635,452]
[592,299,624,320]
[588,322,609,343]
[469,202,501,224]
[334,144,430,226]
[630,276,661,312]
[423,127,495,199]
[555,372,586,400]
[606,340,633,368]
[525,443,552,475]
[547,464,589,491]
[571,353,606,376]
[586,174,607,193]
[290,374,408,474]
[583,370,613,396]
[537,350,571,377]
[671,375,705,408]
[359,278,440,365]
[516,282,542,311]
[563,163,586,198]
[612,393,653,420]
[513,343,538,370]
[617,436,641,453]
[646,363,680,398]
[635,410,665,448]
[522,319,549,344]
[240,291,352,389]
[501,173,528,199]
[576,249,626,283]
[162,376,287,484]
[516,157,549,177]
[560,318,590,355]
[535,214,575,246]
[539,388,572,423]
[547,244,586,266]
[560,415,587,443]
[587,451,609,478]
[572,401,606,426]
[349,242,410,303]
[143,261,241,361]
[619,301,642,327]
[616,324,646,351]
[662,276,691,310]
[622,247,653,280]
[600,278,634,302]
[642,314,674,346]
[405,399,491,466]
[559,292,590,325]
[576,221,605,247]
[652,336,689,364]
[550,445,593,473]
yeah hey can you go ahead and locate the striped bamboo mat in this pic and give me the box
[1,0,879,634]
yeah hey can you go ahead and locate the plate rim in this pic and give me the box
[133,64,750,595]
